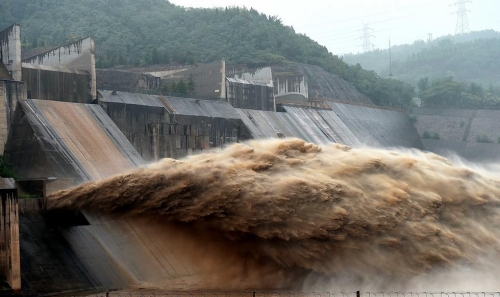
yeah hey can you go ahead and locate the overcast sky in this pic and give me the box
[169,0,500,55]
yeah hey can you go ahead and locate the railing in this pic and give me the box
[97,87,222,102]
[310,97,407,113]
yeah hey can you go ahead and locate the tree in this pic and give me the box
[118,54,126,66]
[176,78,188,96]
[151,48,160,65]
[417,77,429,93]
[161,83,169,95]
[0,0,428,108]
[187,74,195,95]
[162,51,170,64]
[0,156,16,178]
[344,32,500,91]
[469,82,485,98]
[420,77,467,107]
[169,81,177,95]
[488,83,495,94]
[420,76,500,108]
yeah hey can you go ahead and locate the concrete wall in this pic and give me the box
[0,25,21,81]
[22,64,91,103]
[411,107,500,162]
[412,114,469,141]
[22,37,96,99]
[232,67,273,85]
[227,66,313,109]
[97,69,140,92]
[138,73,160,90]
[226,79,275,111]
[18,203,107,294]
[160,60,225,99]
[331,102,424,149]
[0,62,12,80]
[146,68,189,78]
[0,80,25,154]
[411,108,500,144]
[273,64,373,104]
[235,107,361,148]
[469,110,500,144]
[15,179,75,198]
[273,73,308,99]
[5,100,145,183]
[275,93,307,102]
[96,69,160,92]
[100,101,248,161]
[411,108,473,142]
[0,183,20,292]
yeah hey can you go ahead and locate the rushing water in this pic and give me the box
[49,138,500,291]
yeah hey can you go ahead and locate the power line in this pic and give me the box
[313,7,452,46]
[294,1,450,29]
[308,14,417,39]
[359,24,375,52]
[451,0,472,35]
[321,23,413,44]
[322,22,416,54]
[296,11,388,28]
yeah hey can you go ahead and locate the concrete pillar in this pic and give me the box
[0,189,20,292]
[89,39,97,100]
[0,24,22,81]
[21,37,96,102]
[0,82,8,154]
[8,195,20,292]
[302,74,309,99]
[0,81,25,154]
[220,59,226,99]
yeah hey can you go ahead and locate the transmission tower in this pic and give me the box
[359,24,375,53]
[451,0,471,35]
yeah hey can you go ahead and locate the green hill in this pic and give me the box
[0,0,415,108]
[343,30,500,89]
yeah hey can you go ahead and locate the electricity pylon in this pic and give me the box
[359,24,375,53]
[451,0,471,35]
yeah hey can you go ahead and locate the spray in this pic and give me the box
[48,138,500,291]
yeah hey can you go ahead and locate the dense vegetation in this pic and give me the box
[0,156,16,179]
[0,0,415,108]
[344,31,500,89]
[161,74,196,97]
[418,76,500,108]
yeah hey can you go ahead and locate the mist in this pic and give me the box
[48,138,500,291]
[169,0,500,55]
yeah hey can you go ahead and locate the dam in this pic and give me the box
[1,23,500,295]
[4,95,423,294]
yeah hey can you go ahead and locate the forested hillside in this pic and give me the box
[0,0,416,108]
[343,30,500,88]
[417,77,500,109]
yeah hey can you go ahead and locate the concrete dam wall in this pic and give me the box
[412,107,500,162]
[272,63,373,104]
[99,91,422,162]
[99,91,248,161]
[2,94,422,294]
[0,23,427,295]
[5,99,144,184]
